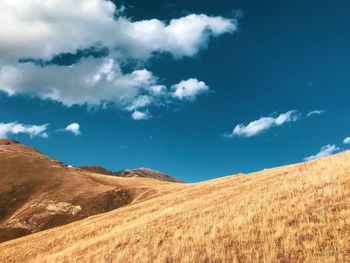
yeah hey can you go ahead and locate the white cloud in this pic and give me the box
[131,110,149,120]
[126,96,152,120]
[171,78,209,101]
[307,109,326,117]
[0,0,238,119]
[343,137,350,144]
[304,144,339,161]
[125,95,153,112]
[225,110,299,138]
[0,1,236,61]
[0,122,48,138]
[64,123,81,136]
[148,85,167,96]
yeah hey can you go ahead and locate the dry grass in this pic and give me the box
[0,140,175,242]
[1,151,350,262]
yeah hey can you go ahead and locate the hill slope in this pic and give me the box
[79,165,184,183]
[1,149,349,262]
[115,168,184,183]
[78,165,114,175]
[0,139,182,242]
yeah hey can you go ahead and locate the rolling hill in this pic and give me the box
[79,165,183,183]
[0,139,183,243]
[78,165,115,176]
[0,140,349,262]
[114,168,184,183]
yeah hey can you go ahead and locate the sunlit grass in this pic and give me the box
[1,151,350,262]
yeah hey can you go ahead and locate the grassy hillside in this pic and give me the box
[0,139,180,242]
[1,149,349,262]
[79,166,184,183]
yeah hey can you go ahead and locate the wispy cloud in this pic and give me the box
[306,109,326,117]
[224,110,299,138]
[304,144,339,161]
[0,122,49,138]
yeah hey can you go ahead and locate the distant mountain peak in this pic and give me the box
[79,165,184,183]
[114,168,184,183]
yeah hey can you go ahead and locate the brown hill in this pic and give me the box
[1,147,349,262]
[79,165,183,183]
[78,165,114,175]
[0,139,180,243]
[115,168,184,183]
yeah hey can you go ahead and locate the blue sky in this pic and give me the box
[0,0,350,182]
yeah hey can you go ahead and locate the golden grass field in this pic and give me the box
[1,149,350,262]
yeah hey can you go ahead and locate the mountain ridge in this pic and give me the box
[79,165,183,183]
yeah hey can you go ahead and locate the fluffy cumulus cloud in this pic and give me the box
[0,0,238,119]
[344,137,350,144]
[64,123,81,136]
[304,144,340,161]
[0,122,48,138]
[225,110,299,138]
[171,78,209,101]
